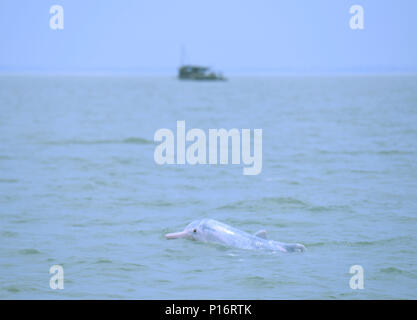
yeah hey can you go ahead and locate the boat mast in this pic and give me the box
[180,44,188,66]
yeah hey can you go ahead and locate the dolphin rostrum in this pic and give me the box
[165,219,306,253]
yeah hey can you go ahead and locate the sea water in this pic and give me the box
[0,75,416,299]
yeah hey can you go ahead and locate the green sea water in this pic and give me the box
[0,75,416,299]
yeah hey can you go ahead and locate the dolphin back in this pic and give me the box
[198,219,305,253]
[198,219,256,249]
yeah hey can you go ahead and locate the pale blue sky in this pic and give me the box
[0,0,416,74]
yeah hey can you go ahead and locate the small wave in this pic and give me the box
[317,149,415,156]
[43,137,153,146]
[377,150,415,155]
[308,205,353,213]
[155,279,171,284]
[139,199,202,208]
[95,258,113,264]
[71,223,87,227]
[217,197,355,216]
[379,267,417,279]
[11,218,38,224]
[245,276,267,282]
[307,236,410,248]
[1,230,19,238]
[350,169,381,174]
[190,269,203,273]
[18,248,41,255]
[5,286,20,293]
[0,178,18,183]
[122,137,153,145]
[263,197,307,206]
[118,263,147,271]
[143,200,176,208]
[239,276,276,288]
[379,267,404,274]
[217,197,307,211]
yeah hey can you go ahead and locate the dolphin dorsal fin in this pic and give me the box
[254,230,268,239]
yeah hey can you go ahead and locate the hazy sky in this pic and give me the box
[1,0,416,74]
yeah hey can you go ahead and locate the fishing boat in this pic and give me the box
[177,46,226,81]
[178,65,226,81]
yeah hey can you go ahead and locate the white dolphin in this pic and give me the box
[165,219,306,253]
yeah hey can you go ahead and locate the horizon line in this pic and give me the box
[1,66,417,77]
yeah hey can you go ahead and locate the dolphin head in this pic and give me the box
[165,220,204,241]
